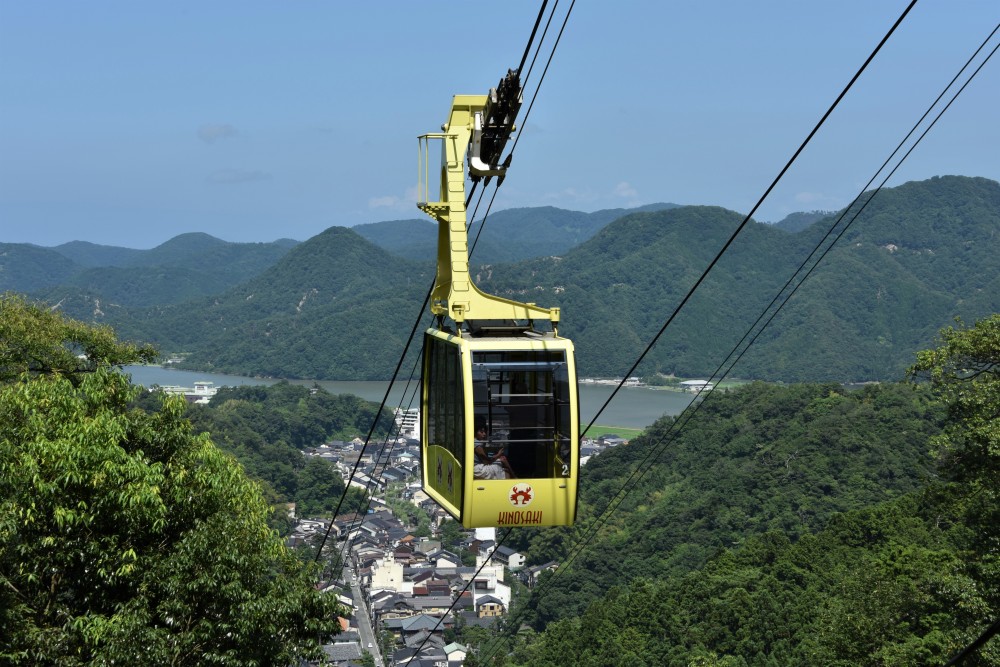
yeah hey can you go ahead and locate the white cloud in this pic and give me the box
[198,123,238,144]
[794,191,824,204]
[369,185,419,211]
[207,168,271,184]
[369,195,399,208]
[614,181,638,198]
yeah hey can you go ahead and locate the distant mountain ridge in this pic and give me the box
[3,234,298,307]
[353,202,680,262]
[8,176,999,383]
[771,210,836,232]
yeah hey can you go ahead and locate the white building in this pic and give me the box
[394,407,420,439]
[679,380,714,393]
[370,554,412,595]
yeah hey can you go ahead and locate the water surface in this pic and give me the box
[125,366,696,431]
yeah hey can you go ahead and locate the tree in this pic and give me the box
[911,314,1000,490]
[910,314,1000,658]
[0,292,157,382]
[0,295,341,665]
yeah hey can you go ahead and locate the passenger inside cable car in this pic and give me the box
[472,424,515,480]
[471,349,573,480]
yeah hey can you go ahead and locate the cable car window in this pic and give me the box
[471,350,572,479]
[425,335,463,463]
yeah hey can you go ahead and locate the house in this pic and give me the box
[427,549,462,568]
[382,466,410,484]
[315,641,362,666]
[443,641,468,663]
[491,545,525,571]
[415,538,442,555]
[522,560,559,587]
[475,594,505,618]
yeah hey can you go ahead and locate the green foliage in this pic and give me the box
[0,293,157,382]
[909,313,1000,610]
[0,304,340,665]
[180,381,390,516]
[910,314,1000,488]
[28,176,1000,383]
[511,381,943,625]
[385,483,432,537]
[504,315,1000,666]
[514,492,992,666]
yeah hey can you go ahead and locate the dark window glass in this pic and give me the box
[425,336,464,462]
[471,350,573,479]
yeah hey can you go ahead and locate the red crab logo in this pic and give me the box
[509,483,534,507]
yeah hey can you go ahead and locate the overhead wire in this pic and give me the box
[944,616,1000,666]
[478,16,1000,667]
[317,0,556,564]
[333,356,423,568]
[580,0,919,440]
[549,17,997,607]
[315,3,562,653]
[476,1,956,661]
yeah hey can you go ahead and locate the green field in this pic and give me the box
[583,424,644,440]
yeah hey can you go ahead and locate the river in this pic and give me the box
[125,366,696,431]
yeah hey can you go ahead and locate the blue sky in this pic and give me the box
[2,2,997,248]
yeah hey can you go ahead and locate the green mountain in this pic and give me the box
[353,203,679,263]
[109,226,434,379]
[27,175,1000,383]
[475,176,1000,382]
[0,243,82,293]
[52,240,145,267]
[509,381,942,626]
[25,234,297,309]
[771,209,835,232]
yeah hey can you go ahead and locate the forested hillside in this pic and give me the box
[479,175,1000,382]
[113,226,435,378]
[484,315,1000,666]
[173,381,390,517]
[3,233,296,308]
[353,203,678,263]
[19,175,1000,384]
[506,381,942,626]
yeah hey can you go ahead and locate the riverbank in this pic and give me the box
[125,366,695,431]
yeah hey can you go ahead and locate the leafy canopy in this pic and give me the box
[0,294,340,665]
[0,292,157,382]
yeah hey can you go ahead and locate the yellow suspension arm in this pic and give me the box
[417,94,560,329]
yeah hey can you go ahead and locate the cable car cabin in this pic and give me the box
[421,326,579,528]
[416,77,577,528]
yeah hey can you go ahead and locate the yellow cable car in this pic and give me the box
[417,71,579,528]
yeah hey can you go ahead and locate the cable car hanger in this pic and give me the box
[417,68,560,334]
[417,67,579,529]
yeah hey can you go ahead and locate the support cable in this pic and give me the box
[518,1,550,77]
[944,617,1000,666]
[478,18,999,665]
[579,0,918,439]
[477,2,946,660]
